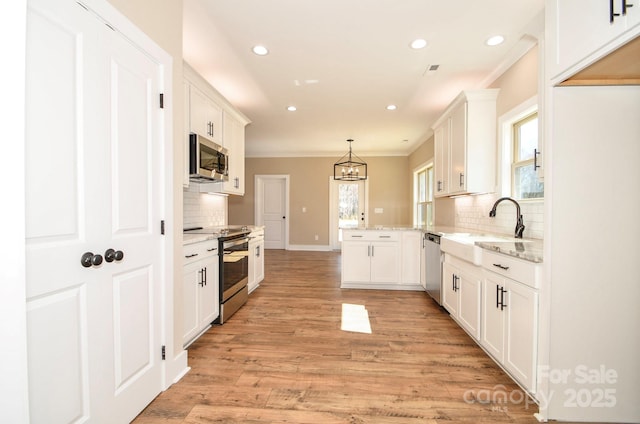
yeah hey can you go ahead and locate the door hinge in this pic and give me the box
[161,345,166,361]
[161,220,165,235]
[159,93,164,109]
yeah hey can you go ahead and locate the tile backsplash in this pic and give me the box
[454,194,543,240]
[183,188,227,228]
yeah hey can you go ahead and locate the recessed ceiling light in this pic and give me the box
[287,106,297,112]
[410,38,428,49]
[386,105,397,111]
[252,45,269,55]
[485,35,505,46]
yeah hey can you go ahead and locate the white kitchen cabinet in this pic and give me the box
[248,228,265,293]
[401,231,422,286]
[183,62,250,193]
[419,234,427,290]
[432,89,499,197]
[219,111,247,195]
[481,252,539,394]
[442,255,482,340]
[341,230,402,288]
[433,123,450,195]
[547,0,640,83]
[183,239,219,347]
[188,83,223,144]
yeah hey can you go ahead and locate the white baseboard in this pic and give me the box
[163,349,189,390]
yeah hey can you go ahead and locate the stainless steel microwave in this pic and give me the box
[189,133,229,183]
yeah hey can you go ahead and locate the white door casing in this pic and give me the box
[25,0,167,422]
[329,178,368,250]
[255,175,289,249]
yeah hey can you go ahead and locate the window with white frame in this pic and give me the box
[414,164,433,227]
[512,112,543,199]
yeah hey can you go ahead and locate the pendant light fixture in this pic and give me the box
[333,139,367,181]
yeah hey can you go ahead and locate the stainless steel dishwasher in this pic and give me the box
[424,232,443,305]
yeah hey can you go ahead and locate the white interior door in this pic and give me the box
[25,1,163,422]
[255,175,288,249]
[330,179,367,250]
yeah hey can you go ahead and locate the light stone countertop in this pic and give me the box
[475,239,543,263]
[183,233,219,246]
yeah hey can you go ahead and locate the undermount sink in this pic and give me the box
[441,233,531,265]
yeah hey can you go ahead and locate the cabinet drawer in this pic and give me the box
[183,239,219,265]
[343,230,399,241]
[482,251,540,289]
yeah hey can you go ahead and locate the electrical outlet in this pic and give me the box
[314,235,319,241]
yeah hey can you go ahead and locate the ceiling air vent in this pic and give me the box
[423,64,440,76]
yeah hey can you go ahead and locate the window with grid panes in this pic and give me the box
[512,112,543,199]
[415,165,433,226]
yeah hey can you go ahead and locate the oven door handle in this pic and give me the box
[221,237,250,249]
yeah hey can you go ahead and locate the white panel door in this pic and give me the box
[25,0,163,422]
[258,176,287,249]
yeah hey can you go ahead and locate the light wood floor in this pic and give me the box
[134,250,542,423]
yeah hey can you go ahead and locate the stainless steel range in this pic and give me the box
[184,226,251,324]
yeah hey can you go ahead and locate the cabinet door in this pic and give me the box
[199,256,219,326]
[504,279,538,393]
[457,269,481,340]
[183,260,203,344]
[441,262,458,315]
[341,241,371,283]
[255,240,265,283]
[481,276,505,361]
[370,242,400,283]
[549,0,640,80]
[434,122,449,196]
[449,101,467,195]
[401,232,422,285]
[189,84,222,143]
[221,112,245,195]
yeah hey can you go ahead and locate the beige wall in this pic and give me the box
[229,156,411,245]
[490,45,539,115]
[106,0,185,356]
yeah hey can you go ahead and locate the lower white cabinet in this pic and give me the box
[183,239,219,347]
[248,228,265,293]
[481,257,539,394]
[401,230,422,286]
[341,230,401,288]
[442,254,482,340]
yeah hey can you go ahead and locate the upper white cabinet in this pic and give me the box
[547,0,640,83]
[188,84,223,144]
[183,62,250,194]
[220,110,246,195]
[432,89,499,197]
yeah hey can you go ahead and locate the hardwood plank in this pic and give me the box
[133,250,547,423]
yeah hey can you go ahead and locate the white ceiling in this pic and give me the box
[183,0,544,158]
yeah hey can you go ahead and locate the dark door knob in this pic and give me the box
[105,248,125,263]
[81,252,103,268]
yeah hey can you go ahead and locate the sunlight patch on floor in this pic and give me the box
[341,303,372,334]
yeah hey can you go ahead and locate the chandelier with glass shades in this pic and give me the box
[333,139,367,181]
